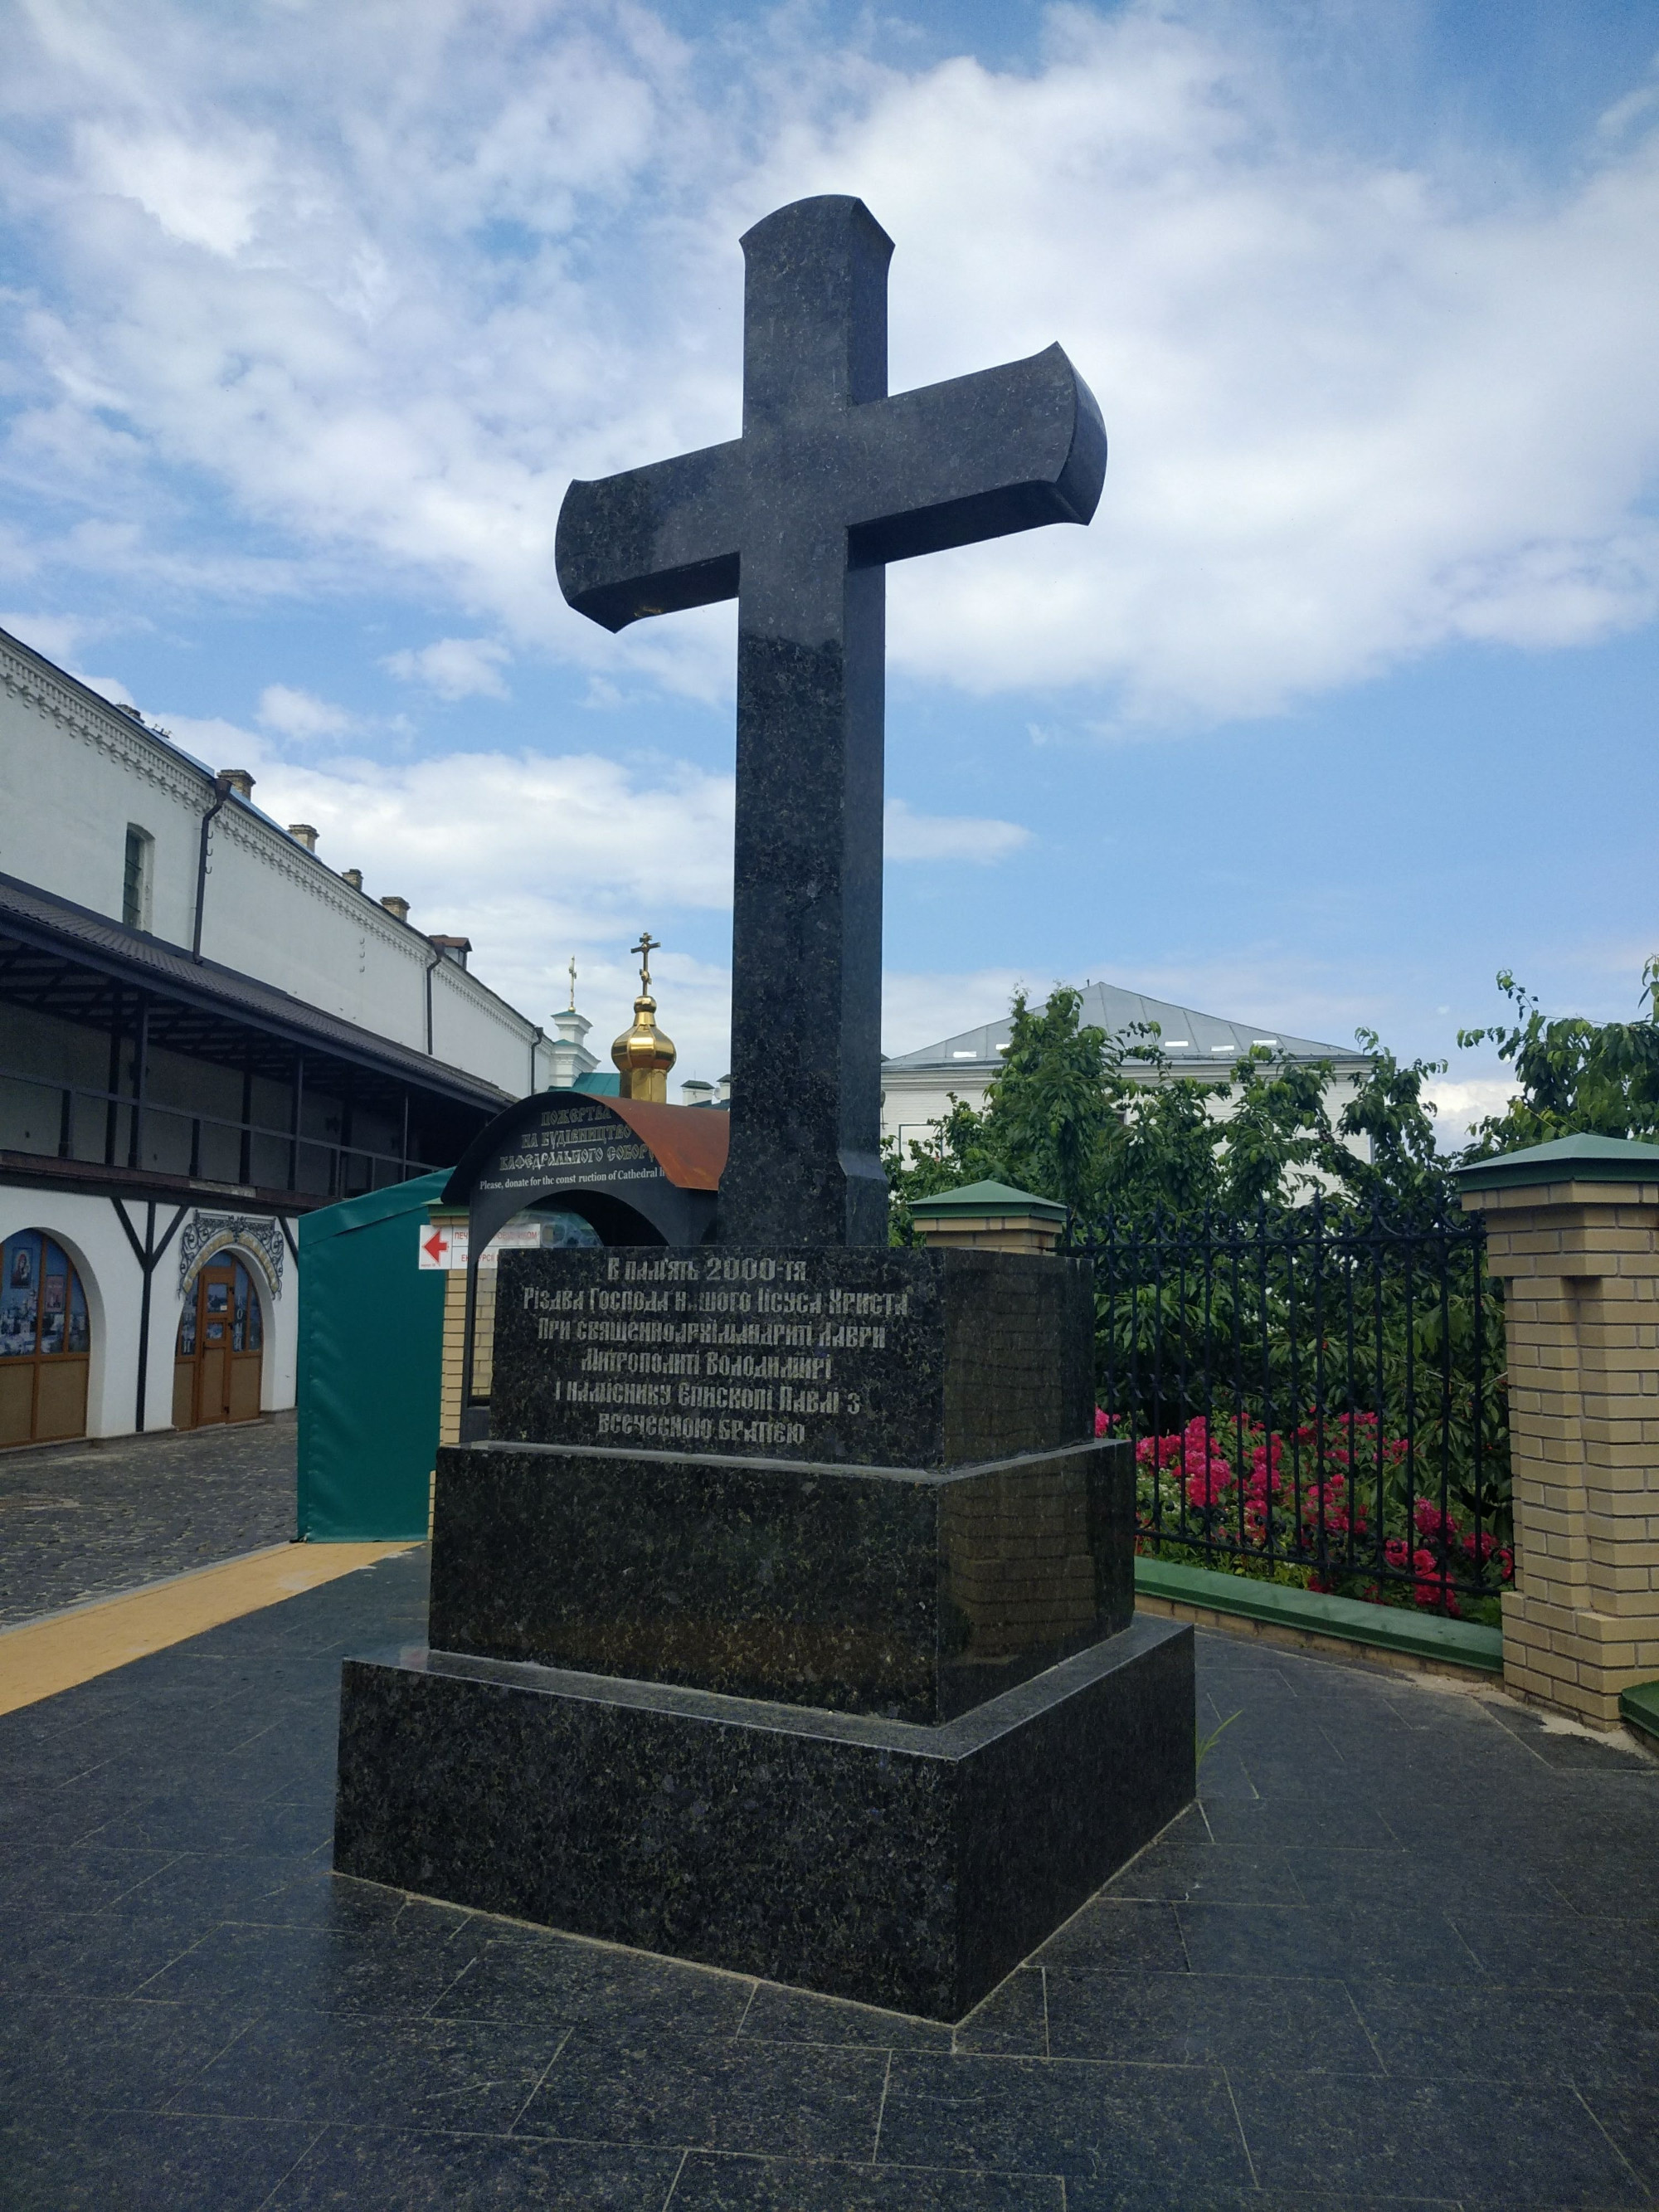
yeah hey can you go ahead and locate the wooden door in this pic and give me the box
[0,1230,91,1447]
[174,1258,264,1429]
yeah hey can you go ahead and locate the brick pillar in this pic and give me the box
[431,1208,471,1448]
[1458,1135,1659,1726]
[909,1178,1066,1255]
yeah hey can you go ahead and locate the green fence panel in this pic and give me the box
[296,1171,449,1541]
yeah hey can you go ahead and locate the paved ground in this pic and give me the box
[0,1417,296,1625]
[2,1549,1655,2210]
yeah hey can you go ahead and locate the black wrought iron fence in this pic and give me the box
[1082,1200,1511,1622]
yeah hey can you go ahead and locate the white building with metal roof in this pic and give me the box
[0,621,564,1449]
[880,980,1374,1158]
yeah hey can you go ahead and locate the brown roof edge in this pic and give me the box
[0,1151,330,1214]
[604,1097,730,1191]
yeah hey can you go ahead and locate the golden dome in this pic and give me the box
[611,932,677,1103]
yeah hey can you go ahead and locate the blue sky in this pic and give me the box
[2,1,1657,1130]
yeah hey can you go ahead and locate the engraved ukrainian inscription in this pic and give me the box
[492,1248,946,1463]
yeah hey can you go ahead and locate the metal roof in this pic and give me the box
[0,870,513,1114]
[883,979,1365,1073]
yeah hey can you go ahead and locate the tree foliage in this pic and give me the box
[888,962,1659,1239]
[1457,962,1659,1154]
[885,987,1454,1240]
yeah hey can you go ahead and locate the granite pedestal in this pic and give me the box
[334,1246,1195,2020]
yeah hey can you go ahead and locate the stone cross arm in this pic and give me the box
[557,343,1105,634]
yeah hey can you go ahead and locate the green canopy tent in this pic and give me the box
[295,1171,448,1541]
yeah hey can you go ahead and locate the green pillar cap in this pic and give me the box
[907,1178,1066,1222]
[1454,1132,1659,1192]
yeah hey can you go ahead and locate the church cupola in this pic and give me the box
[611,932,677,1104]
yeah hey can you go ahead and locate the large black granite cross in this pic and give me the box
[557,195,1106,1245]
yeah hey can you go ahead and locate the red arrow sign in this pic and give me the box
[422,1230,448,1264]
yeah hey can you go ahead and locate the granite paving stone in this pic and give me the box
[1595,2090,1659,2195]
[139,1919,479,2018]
[0,2112,323,2212]
[667,2154,1065,2208]
[515,2029,889,2157]
[1063,2191,1467,2212]
[1041,1967,1380,2072]
[1175,1898,1486,1985]
[3,1550,1656,2209]
[1063,2194,1469,2212]
[7,1842,182,1917]
[0,1991,249,2109]
[1281,1844,1571,1917]
[951,1969,1050,2057]
[1102,1830,1302,1905]
[434,1937,757,2038]
[85,1791,333,1855]
[171,2010,569,2131]
[873,2050,1253,2192]
[55,1915,222,2000]
[106,1850,358,1923]
[735,1982,956,2053]
[1346,1981,1659,2091]
[1228,2071,1649,2207]
[1024,1899,1189,1973]
[1199,1794,1405,1849]
[259,2125,684,2210]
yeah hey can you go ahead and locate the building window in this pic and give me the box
[122,825,153,932]
[0,1229,92,1445]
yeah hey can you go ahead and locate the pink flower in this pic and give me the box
[1095,1408,1112,1437]
[1185,1467,1233,1509]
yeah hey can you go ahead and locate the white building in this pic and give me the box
[881,981,1374,1157]
[0,621,563,1449]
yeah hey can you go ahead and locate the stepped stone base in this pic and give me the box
[334,1614,1194,2022]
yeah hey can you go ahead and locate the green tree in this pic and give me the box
[885,987,1454,1237]
[1458,962,1659,1155]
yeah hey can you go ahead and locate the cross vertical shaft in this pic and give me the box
[722,200,894,1245]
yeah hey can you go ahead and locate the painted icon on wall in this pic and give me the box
[11,1245,32,1289]
[43,1275,65,1314]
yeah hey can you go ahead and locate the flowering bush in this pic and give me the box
[1106,1407,1513,1619]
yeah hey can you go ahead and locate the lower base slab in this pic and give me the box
[333,1614,1194,2021]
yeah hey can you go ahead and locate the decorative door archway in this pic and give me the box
[173,1255,264,1430]
[0,1230,92,1447]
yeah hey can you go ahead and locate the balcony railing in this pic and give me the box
[0,1064,441,1201]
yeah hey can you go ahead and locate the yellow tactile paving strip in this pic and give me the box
[0,1542,414,1716]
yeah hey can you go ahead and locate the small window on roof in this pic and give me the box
[122,825,153,931]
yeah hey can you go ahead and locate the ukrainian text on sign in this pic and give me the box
[474,1103,659,1201]
[494,1248,939,1455]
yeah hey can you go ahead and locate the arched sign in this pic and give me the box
[442,1090,727,1253]
[441,1089,729,1435]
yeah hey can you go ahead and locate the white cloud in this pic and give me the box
[1,3,1657,724]
[382,636,511,700]
[882,967,1026,1056]
[1423,1074,1517,1142]
[256,684,355,741]
[76,122,276,258]
[71,669,136,705]
[0,609,105,664]
[883,798,1030,863]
